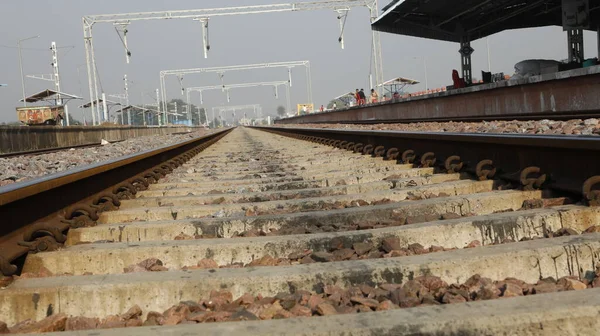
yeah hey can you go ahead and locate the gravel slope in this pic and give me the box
[278,118,600,136]
[0,130,214,186]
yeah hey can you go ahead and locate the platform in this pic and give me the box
[277,66,600,124]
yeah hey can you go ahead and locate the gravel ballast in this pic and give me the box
[0,130,213,186]
[277,118,600,136]
[2,272,598,334]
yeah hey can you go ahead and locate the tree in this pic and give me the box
[65,113,82,126]
[276,105,286,117]
[163,99,208,126]
[209,117,220,129]
[189,106,207,125]
[327,99,346,110]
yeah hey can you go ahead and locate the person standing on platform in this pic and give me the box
[370,89,379,103]
[355,89,361,106]
[359,89,366,105]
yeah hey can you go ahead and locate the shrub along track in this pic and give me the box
[0,126,599,335]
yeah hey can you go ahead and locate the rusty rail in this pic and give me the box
[276,108,600,124]
[0,128,232,276]
[254,126,600,205]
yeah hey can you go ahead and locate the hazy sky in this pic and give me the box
[0,1,599,123]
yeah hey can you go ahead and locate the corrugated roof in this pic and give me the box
[79,99,121,109]
[372,0,595,42]
[379,77,420,86]
[20,89,81,103]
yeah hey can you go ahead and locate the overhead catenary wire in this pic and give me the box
[205,20,210,51]
[0,44,75,50]
[177,75,185,94]
[114,27,132,57]
[338,10,349,43]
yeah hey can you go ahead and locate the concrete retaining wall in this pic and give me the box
[0,126,198,154]
[277,66,600,124]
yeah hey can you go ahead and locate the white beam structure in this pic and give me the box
[26,74,56,82]
[186,80,291,123]
[161,61,309,125]
[212,104,261,128]
[82,0,382,125]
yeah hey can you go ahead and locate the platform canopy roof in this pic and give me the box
[79,99,120,109]
[372,0,600,43]
[116,105,134,112]
[334,92,356,100]
[378,77,420,86]
[20,89,81,103]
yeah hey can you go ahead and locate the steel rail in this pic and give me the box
[276,106,600,125]
[0,140,128,159]
[0,128,232,276]
[280,112,600,124]
[254,126,600,202]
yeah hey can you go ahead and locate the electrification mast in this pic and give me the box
[82,0,382,123]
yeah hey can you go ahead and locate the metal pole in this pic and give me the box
[337,10,346,50]
[51,42,69,126]
[102,92,109,121]
[306,63,313,107]
[18,35,39,107]
[156,88,161,126]
[89,32,101,124]
[18,41,25,107]
[201,19,209,59]
[159,74,164,125]
[211,107,215,128]
[124,74,130,125]
[286,83,291,115]
[186,89,191,123]
[369,0,384,97]
[203,103,209,127]
[83,23,97,125]
[159,74,164,124]
[123,26,130,64]
[76,65,88,125]
[486,37,491,72]
[174,101,178,123]
[119,96,124,125]
[141,91,146,126]
[160,74,168,126]
[424,57,428,91]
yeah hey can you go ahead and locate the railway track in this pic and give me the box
[1,126,600,334]
[0,129,197,159]
[278,109,600,125]
[0,141,127,159]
